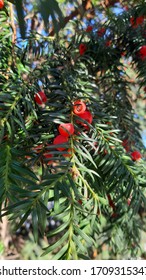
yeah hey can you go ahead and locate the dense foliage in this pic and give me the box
[0,0,146,259]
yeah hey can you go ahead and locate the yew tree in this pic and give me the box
[0,0,146,259]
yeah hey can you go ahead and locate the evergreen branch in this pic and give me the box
[3,145,11,197]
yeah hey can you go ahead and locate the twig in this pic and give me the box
[49,0,94,36]
[9,2,17,44]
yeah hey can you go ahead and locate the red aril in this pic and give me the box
[138,45,146,60]
[122,139,130,152]
[78,199,83,205]
[0,0,4,9]
[97,27,106,37]
[63,148,74,158]
[43,152,53,165]
[121,51,126,57]
[105,40,112,47]
[111,212,118,218]
[123,5,128,11]
[58,123,74,137]
[107,194,115,210]
[77,110,93,126]
[73,100,86,115]
[34,91,47,105]
[86,26,93,32]
[127,198,131,206]
[32,144,43,153]
[79,44,87,55]
[131,151,142,161]
[130,16,144,28]
[53,135,68,151]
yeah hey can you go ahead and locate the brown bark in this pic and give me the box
[49,0,94,36]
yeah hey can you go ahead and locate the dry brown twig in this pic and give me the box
[9,2,17,44]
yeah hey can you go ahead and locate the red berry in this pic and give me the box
[73,100,86,115]
[111,212,118,218]
[121,51,126,57]
[25,155,31,160]
[63,148,74,158]
[97,27,106,37]
[32,144,43,153]
[0,0,4,9]
[86,26,93,32]
[137,16,144,25]
[127,198,131,206]
[34,91,47,105]
[58,123,74,137]
[79,43,87,55]
[122,139,130,152]
[130,16,144,28]
[77,110,93,127]
[102,149,108,155]
[43,152,53,165]
[3,134,8,141]
[131,151,142,161]
[78,199,83,205]
[123,5,128,11]
[94,141,98,148]
[53,135,68,151]
[106,121,112,125]
[138,45,146,60]
[105,40,112,47]
[107,194,115,209]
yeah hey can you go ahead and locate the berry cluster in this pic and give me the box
[130,16,144,29]
[78,19,144,163]
[53,124,74,157]
[79,16,146,63]
[34,92,142,164]
[52,100,93,157]
[122,139,142,161]
[34,96,93,163]
[73,100,93,129]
